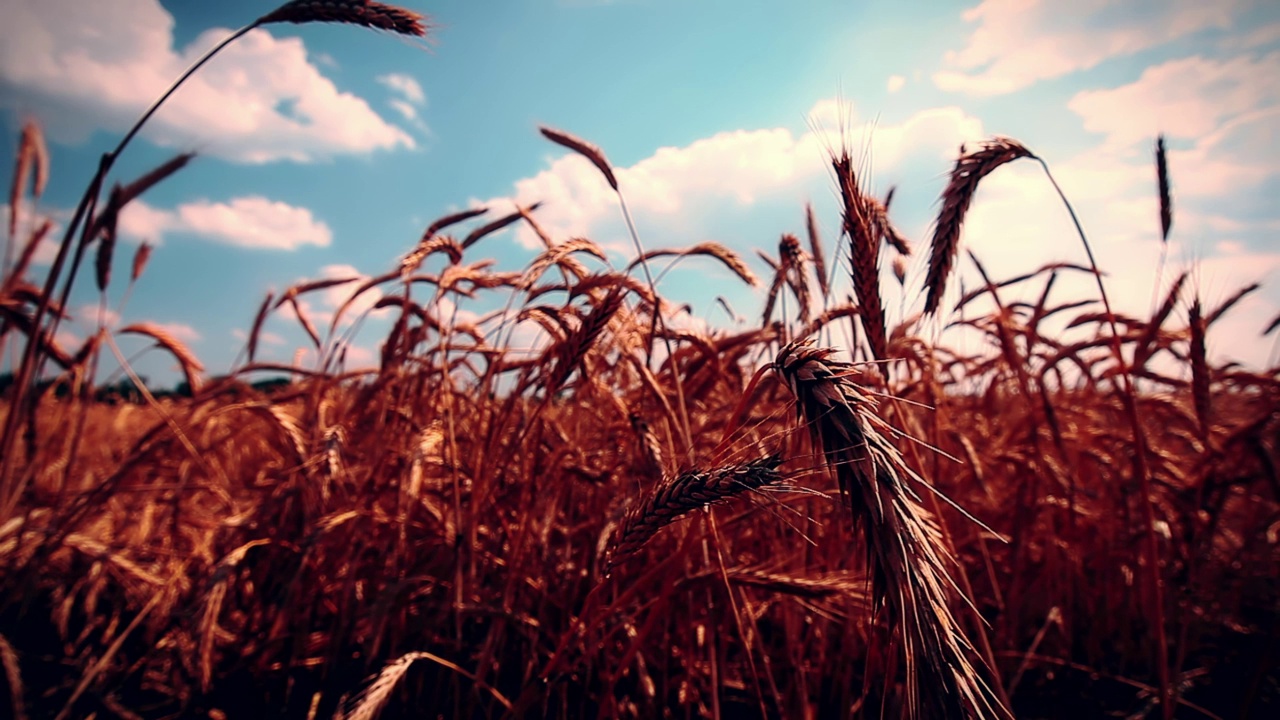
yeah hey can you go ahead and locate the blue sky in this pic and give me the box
[2,0,1279,386]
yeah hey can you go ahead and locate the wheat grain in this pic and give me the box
[805,203,829,298]
[1133,272,1187,369]
[1205,282,1259,327]
[257,0,427,36]
[606,455,784,571]
[461,202,542,250]
[7,219,53,288]
[773,340,1004,720]
[424,206,488,238]
[539,126,619,191]
[1156,135,1172,243]
[1189,300,1210,444]
[833,151,887,361]
[924,137,1035,316]
[130,242,153,284]
[94,185,123,293]
[0,633,24,720]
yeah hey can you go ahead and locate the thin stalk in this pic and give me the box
[618,192,693,450]
[1037,158,1171,720]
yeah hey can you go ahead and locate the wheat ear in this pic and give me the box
[924,137,1035,316]
[606,455,784,572]
[773,341,1006,720]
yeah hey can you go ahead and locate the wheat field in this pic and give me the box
[1,3,1277,719]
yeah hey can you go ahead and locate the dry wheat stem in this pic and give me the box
[772,340,1006,720]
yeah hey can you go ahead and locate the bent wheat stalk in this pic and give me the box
[924,137,1035,316]
[773,341,1006,720]
[605,455,784,572]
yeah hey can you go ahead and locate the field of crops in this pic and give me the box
[1,3,1277,719]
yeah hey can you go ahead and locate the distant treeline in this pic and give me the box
[0,373,292,403]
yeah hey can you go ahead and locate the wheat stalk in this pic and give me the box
[6,120,47,245]
[130,242,153,284]
[1156,135,1172,243]
[461,202,541,250]
[629,242,759,288]
[772,340,1005,720]
[924,137,1035,316]
[538,126,619,191]
[605,455,784,571]
[257,0,427,36]
[805,203,829,299]
[833,151,887,361]
[779,233,811,325]
[118,322,204,393]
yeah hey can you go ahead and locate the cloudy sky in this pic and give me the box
[2,0,1278,387]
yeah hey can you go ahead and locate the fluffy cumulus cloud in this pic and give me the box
[477,100,987,252]
[0,0,414,162]
[934,0,1247,96]
[119,196,332,250]
[1068,52,1280,150]
[903,0,1280,368]
[1064,50,1279,241]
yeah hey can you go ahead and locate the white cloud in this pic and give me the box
[1063,50,1280,248]
[478,100,986,250]
[389,99,419,122]
[377,73,426,105]
[1236,22,1280,50]
[0,0,414,162]
[887,75,906,93]
[1068,52,1280,150]
[934,0,1245,96]
[119,196,332,250]
[70,304,122,330]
